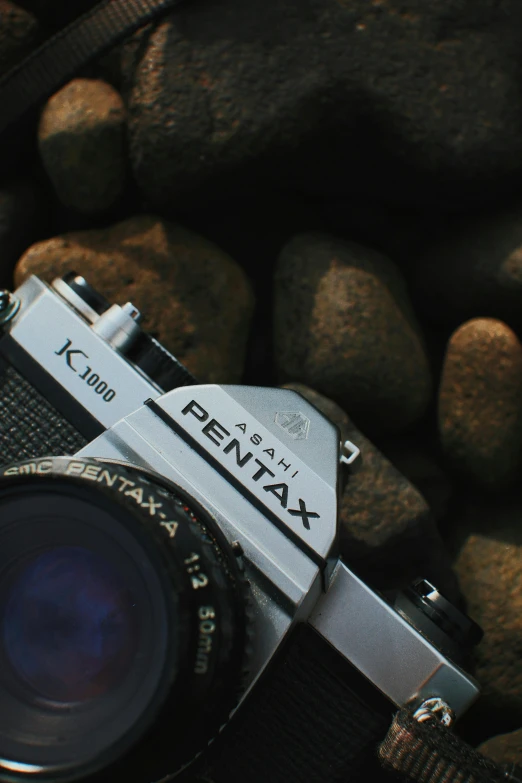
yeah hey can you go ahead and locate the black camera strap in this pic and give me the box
[379,707,522,783]
[0,3,519,782]
[0,0,190,138]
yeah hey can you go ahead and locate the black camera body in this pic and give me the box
[0,273,481,783]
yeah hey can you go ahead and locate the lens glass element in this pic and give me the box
[0,483,174,775]
[3,546,139,703]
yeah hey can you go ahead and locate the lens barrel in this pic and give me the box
[0,457,248,783]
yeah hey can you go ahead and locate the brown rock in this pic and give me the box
[376,435,454,525]
[38,79,127,214]
[438,318,522,490]
[14,215,255,383]
[283,383,460,600]
[454,493,522,727]
[274,233,432,435]
[479,728,522,767]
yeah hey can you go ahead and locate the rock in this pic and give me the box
[14,215,255,382]
[37,79,127,214]
[438,318,522,490]
[282,383,461,601]
[125,0,522,212]
[274,233,432,436]
[412,204,522,331]
[478,728,522,767]
[376,435,454,524]
[454,493,522,728]
[0,0,39,75]
[0,180,43,287]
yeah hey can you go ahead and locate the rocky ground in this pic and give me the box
[3,0,522,773]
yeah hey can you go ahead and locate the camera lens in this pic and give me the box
[0,458,247,783]
[3,546,139,703]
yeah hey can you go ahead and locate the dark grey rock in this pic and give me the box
[123,0,522,212]
[439,318,522,490]
[14,215,255,383]
[37,78,127,214]
[274,233,432,435]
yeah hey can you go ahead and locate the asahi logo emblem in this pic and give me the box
[274,411,310,440]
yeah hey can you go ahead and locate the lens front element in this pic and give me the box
[3,545,139,704]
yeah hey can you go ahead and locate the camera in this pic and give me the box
[0,272,482,783]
